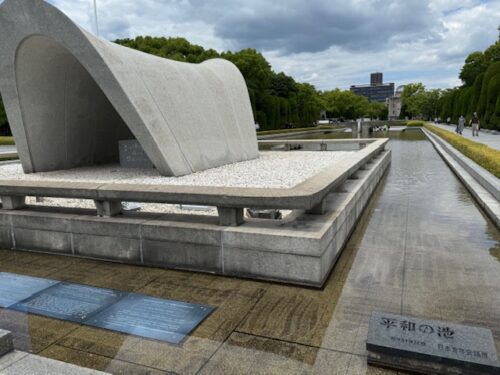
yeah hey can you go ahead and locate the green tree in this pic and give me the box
[221,49,272,93]
[115,36,219,63]
[367,102,388,120]
[320,89,370,120]
[421,89,442,119]
[401,83,426,118]
[460,51,487,86]
[271,72,298,98]
[297,83,322,123]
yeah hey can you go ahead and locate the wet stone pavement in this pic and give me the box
[0,130,499,374]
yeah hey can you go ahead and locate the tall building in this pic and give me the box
[370,72,383,86]
[350,73,395,103]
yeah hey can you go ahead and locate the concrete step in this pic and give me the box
[0,329,109,374]
[0,330,13,357]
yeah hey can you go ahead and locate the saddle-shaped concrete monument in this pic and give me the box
[0,0,259,176]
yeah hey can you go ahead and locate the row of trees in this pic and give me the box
[414,30,499,129]
[399,83,442,120]
[320,89,388,120]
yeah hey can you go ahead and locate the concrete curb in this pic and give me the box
[423,128,500,228]
[0,329,108,374]
[424,129,499,201]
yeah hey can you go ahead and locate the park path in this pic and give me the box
[433,123,500,150]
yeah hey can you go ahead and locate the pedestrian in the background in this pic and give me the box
[458,115,465,135]
[447,117,451,125]
[470,112,480,136]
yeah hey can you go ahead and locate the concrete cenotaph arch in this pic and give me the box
[0,0,259,176]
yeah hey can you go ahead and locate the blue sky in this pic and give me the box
[35,0,500,90]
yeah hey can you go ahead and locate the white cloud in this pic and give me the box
[12,0,498,90]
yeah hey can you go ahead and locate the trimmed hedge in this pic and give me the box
[406,120,425,127]
[0,137,14,145]
[257,126,319,136]
[424,123,500,178]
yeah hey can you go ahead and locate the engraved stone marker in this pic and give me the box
[367,311,500,374]
[119,139,154,169]
[0,272,59,308]
[11,283,124,323]
[86,293,214,344]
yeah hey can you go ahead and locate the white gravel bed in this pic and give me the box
[0,151,354,189]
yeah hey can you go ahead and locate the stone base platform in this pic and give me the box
[0,148,390,287]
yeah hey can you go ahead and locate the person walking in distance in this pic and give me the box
[458,115,465,135]
[470,112,480,136]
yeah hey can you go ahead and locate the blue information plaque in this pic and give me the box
[10,282,124,323]
[0,272,59,308]
[1,272,215,344]
[86,293,214,344]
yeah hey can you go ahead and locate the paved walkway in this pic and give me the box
[433,123,500,150]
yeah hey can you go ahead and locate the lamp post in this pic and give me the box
[93,0,99,37]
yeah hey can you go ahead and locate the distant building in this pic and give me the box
[370,72,383,86]
[388,85,404,120]
[350,72,395,103]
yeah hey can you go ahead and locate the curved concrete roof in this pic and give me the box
[0,0,259,176]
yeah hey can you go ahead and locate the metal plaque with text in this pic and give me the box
[86,293,214,344]
[0,272,59,308]
[10,282,124,323]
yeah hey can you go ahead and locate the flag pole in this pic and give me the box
[93,0,99,37]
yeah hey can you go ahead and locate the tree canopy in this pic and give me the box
[438,28,500,129]
[399,84,442,120]
[319,89,387,120]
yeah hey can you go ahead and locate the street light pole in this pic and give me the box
[93,0,99,37]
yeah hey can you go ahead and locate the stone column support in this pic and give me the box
[306,199,327,215]
[217,207,244,226]
[94,200,122,217]
[1,195,25,210]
